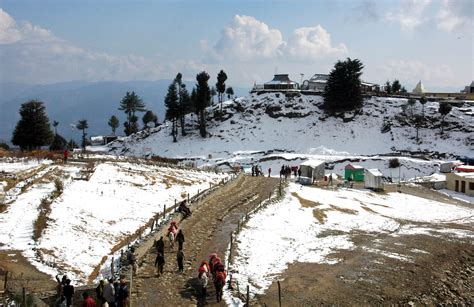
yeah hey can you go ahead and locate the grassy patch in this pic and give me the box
[291,192,322,208]
[329,205,358,215]
[33,197,52,241]
[313,208,327,224]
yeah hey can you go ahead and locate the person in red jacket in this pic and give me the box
[81,291,96,307]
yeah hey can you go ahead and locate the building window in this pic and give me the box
[469,182,474,190]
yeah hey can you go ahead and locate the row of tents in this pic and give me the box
[299,160,383,190]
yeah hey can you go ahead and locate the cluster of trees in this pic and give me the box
[164,69,233,142]
[404,96,452,143]
[117,91,158,136]
[385,80,407,94]
[11,100,82,151]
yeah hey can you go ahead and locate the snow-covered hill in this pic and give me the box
[109,93,472,162]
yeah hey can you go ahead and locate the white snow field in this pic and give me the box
[0,160,227,284]
[226,183,474,302]
[109,94,473,161]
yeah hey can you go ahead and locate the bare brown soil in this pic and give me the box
[130,174,280,307]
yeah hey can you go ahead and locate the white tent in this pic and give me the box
[364,169,384,190]
[299,160,325,184]
[412,80,426,95]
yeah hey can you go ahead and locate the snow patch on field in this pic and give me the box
[228,183,474,299]
[0,161,227,284]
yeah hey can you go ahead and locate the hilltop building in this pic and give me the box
[263,74,299,91]
[301,74,329,92]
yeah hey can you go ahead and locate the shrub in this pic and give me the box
[54,178,63,196]
[388,158,400,168]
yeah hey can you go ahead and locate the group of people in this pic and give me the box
[55,274,129,307]
[93,277,130,307]
[197,252,227,303]
[251,165,263,176]
[280,165,301,179]
[153,222,186,277]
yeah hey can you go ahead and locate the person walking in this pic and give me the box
[176,249,185,273]
[198,270,208,299]
[127,247,137,275]
[176,229,185,251]
[268,167,271,177]
[328,173,333,186]
[63,279,74,307]
[95,280,105,306]
[155,236,165,255]
[81,292,96,307]
[63,150,69,163]
[155,252,165,277]
[117,278,129,307]
[103,278,116,307]
[298,167,302,178]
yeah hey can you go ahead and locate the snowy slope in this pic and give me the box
[0,160,227,284]
[226,183,474,301]
[108,93,473,160]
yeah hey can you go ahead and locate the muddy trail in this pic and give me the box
[130,174,279,307]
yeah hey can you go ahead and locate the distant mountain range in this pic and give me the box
[0,80,249,143]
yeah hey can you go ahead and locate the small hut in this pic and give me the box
[344,164,364,181]
[299,160,325,184]
[364,169,383,190]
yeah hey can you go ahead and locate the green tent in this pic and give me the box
[344,164,364,182]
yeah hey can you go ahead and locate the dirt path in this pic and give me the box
[131,174,279,306]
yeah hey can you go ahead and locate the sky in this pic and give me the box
[0,0,472,91]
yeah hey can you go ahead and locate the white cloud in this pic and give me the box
[385,0,432,30]
[208,15,347,62]
[210,15,286,61]
[0,9,164,83]
[436,0,473,32]
[286,25,348,60]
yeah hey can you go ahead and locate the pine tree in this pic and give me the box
[438,102,452,134]
[12,100,54,150]
[108,115,119,135]
[119,91,146,136]
[419,96,427,117]
[196,71,211,137]
[142,110,157,129]
[165,81,179,142]
[323,58,364,112]
[50,133,67,151]
[385,81,392,94]
[210,87,217,106]
[391,80,401,93]
[413,114,423,143]
[175,73,191,136]
[226,87,234,99]
[216,70,227,113]
[407,98,416,117]
[76,119,88,151]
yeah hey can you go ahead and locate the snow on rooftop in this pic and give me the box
[300,159,325,167]
[366,168,383,176]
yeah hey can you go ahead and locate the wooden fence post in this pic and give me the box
[278,280,282,307]
[174,199,177,209]
[163,205,166,220]
[3,271,8,292]
[187,193,190,202]
[22,287,26,307]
